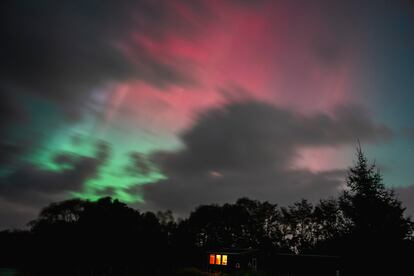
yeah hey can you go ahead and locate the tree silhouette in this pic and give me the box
[338,146,413,276]
[313,198,348,242]
[28,198,86,231]
[340,146,412,243]
[181,203,251,249]
[279,199,320,254]
[234,198,281,250]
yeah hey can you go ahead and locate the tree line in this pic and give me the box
[1,148,413,275]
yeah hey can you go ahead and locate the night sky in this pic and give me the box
[1,0,414,229]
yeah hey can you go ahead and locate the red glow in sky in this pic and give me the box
[103,1,360,171]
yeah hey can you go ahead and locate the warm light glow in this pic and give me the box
[209,254,215,265]
[215,254,221,265]
[222,255,228,265]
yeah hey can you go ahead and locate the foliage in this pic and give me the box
[339,146,413,243]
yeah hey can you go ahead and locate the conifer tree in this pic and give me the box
[340,145,412,242]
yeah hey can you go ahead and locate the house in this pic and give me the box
[205,248,258,273]
[205,249,342,275]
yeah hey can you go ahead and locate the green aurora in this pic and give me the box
[3,95,175,203]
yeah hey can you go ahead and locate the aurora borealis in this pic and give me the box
[1,0,414,228]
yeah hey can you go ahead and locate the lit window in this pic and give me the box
[209,254,215,265]
[215,254,221,265]
[222,255,228,265]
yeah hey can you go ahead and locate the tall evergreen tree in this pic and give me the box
[339,146,413,244]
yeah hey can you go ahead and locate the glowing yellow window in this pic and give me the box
[222,255,228,265]
[215,254,221,265]
[209,254,215,265]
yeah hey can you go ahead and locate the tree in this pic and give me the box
[314,198,348,242]
[178,198,281,251]
[279,199,318,254]
[234,198,281,249]
[182,203,250,249]
[339,146,413,247]
[28,198,87,233]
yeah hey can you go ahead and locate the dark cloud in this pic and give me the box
[0,0,207,118]
[0,91,26,124]
[155,102,391,175]
[0,199,38,230]
[0,142,25,167]
[141,169,346,216]
[0,141,110,228]
[127,152,153,176]
[395,185,414,219]
[0,90,28,137]
[142,101,392,213]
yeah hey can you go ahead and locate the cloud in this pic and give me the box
[0,0,212,186]
[0,0,207,119]
[141,168,346,216]
[395,185,414,219]
[0,141,110,228]
[155,102,391,175]
[142,101,392,213]
[127,152,153,176]
[0,142,25,167]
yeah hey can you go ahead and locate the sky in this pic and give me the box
[1,0,414,229]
